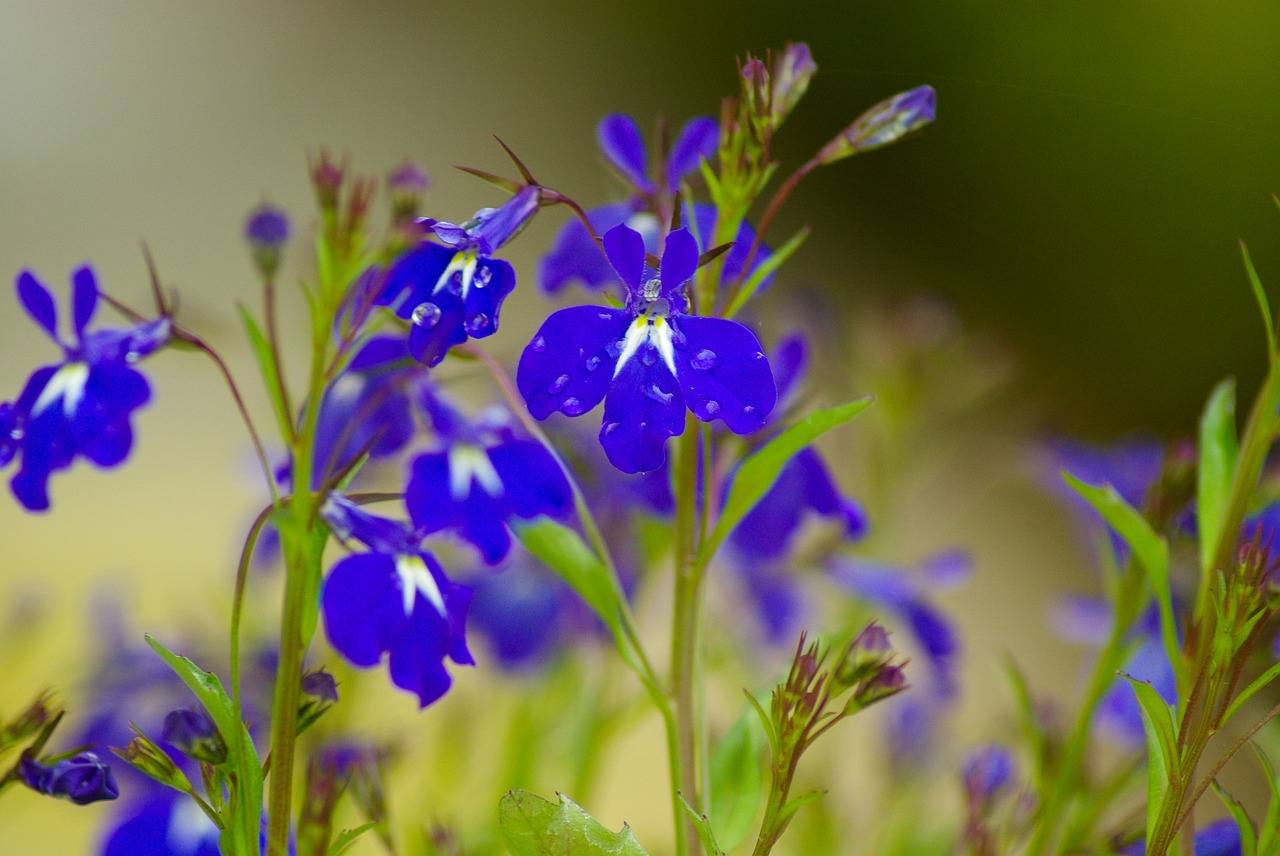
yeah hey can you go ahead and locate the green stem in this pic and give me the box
[672,420,703,855]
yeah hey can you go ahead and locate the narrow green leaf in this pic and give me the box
[677,793,727,856]
[709,704,767,852]
[1197,379,1239,575]
[1000,655,1047,779]
[1250,743,1280,855]
[1212,781,1258,856]
[1222,663,1280,729]
[776,791,824,827]
[1240,240,1278,361]
[328,821,381,855]
[237,305,294,441]
[513,518,622,639]
[1062,471,1180,686]
[1127,677,1178,841]
[499,790,649,856]
[723,226,810,319]
[702,397,873,565]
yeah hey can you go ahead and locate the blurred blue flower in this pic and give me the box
[101,790,219,856]
[1046,437,1163,562]
[1120,817,1241,856]
[405,389,573,564]
[962,744,1015,802]
[321,494,473,707]
[520,223,776,473]
[4,267,169,510]
[378,185,539,366]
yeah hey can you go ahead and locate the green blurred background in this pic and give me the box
[1,1,1279,850]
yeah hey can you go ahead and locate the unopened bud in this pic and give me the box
[835,622,893,688]
[816,86,936,165]
[161,707,226,765]
[850,663,907,710]
[388,161,430,224]
[310,148,346,214]
[20,751,119,805]
[962,745,1015,802]
[771,43,817,126]
[244,203,291,279]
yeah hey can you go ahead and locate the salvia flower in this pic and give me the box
[378,184,539,366]
[4,267,170,510]
[19,751,119,805]
[320,494,473,707]
[405,387,573,564]
[519,223,776,473]
[815,85,936,165]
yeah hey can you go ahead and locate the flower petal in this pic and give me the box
[518,305,630,420]
[322,553,407,667]
[599,350,685,473]
[406,449,514,564]
[487,439,573,520]
[597,114,653,193]
[538,202,638,293]
[659,228,698,300]
[602,223,648,292]
[17,271,59,342]
[74,363,150,467]
[71,266,99,340]
[388,572,473,707]
[770,332,809,405]
[378,242,456,315]
[460,257,515,340]
[665,116,719,190]
[672,315,775,433]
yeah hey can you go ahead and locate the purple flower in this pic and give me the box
[160,708,226,765]
[466,551,585,670]
[378,185,539,367]
[102,790,219,856]
[816,85,937,164]
[597,113,718,197]
[519,223,776,473]
[4,267,170,510]
[1120,817,1241,856]
[244,204,291,249]
[321,495,473,707]
[405,389,573,564]
[20,751,119,805]
[962,745,1015,801]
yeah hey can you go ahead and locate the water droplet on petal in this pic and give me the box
[644,384,674,404]
[412,302,442,328]
[530,335,547,353]
[125,351,140,364]
[743,405,756,416]
[548,374,571,394]
[752,350,766,360]
[474,266,492,288]
[700,400,721,417]
[606,339,623,358]
[585,356,602,372]
[601,421,620,436]
[465,313,489,334]
[446,271,465,294]
[560,396,586,416]
[10,428,23,441]
[689,349,719,370]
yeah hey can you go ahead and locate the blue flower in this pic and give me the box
[102,791,220,856]
[519,223,776,473]
[1120,817,1241,856]
[405,388,573,564]
[321,495,473,707]
[19,751,119,805]
[962,744,1015,802]
[378,185,540,367]
[3,267,169,511]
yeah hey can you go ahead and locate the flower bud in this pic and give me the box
[301,668,339,704]
[310,148,346,215]
[850,663,907,710]
[20,751,119,805]
[388,161,430,224]
[962,745,1015,802]
[771,43,816,126]
[835,622,893,688]
[815,85,936,165]
[244,203,291,280]
[161,707,227,765]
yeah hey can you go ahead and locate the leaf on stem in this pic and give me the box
[709,704,768,852]
[678,793,727,856]
[499,790,649,856]
[1197,379,1239,576]
[1211,781,1258,856]
[1126,676,1180,842]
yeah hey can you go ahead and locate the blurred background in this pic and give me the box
[1,1,1279,851]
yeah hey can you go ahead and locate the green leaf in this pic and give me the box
[1222,661,1280,728]
[145,636,262,856]
[776,791,824,828]
[512,518,623,640]
[709,704,767,852]
[702,397,873,566]
[499,790,649,856]
[1062,471,1180,685]
[1212,781,1258,856]
[236,305,293,442]
[328,821,382,855]
[1126,676,1179,841]
[1197,379,1239,575]
[1250,743,1280,855]
[723,226,810,319]
[1240,240,1278,361]
[678,793,727,856]
[1000,655,1046,780]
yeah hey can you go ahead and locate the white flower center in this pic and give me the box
[434,250,479,298]
[395,553,447,617]
[614,316,677,379]
[447,443,504,501]
[32,362,90,418]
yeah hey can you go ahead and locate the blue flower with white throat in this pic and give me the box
[518,222,776,474]
[378,184,540,367]
[405,387,573,565]
[4,266,169,510]
[320,494,473,708]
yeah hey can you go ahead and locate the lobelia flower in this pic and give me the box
[405,386,574,564]
[3,267,170,511]
[1119,817,1241,856]
[320,493,473,707]
[377,184,540,367]
[19,751,119,805]
[540,113,774,296]
[102,790,220,856]
[519,223,777,473]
